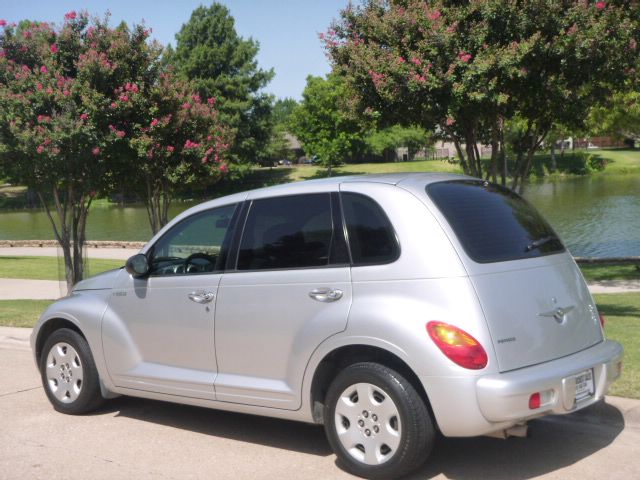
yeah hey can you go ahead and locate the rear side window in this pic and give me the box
[427,180,564,263]
[238,193,345,270]
[341,192,399,265]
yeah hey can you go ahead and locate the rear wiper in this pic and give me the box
[525,235,558,252]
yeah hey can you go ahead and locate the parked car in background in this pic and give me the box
[32,173,623,479]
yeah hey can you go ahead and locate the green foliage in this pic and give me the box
[326,1,640,184]
[272,98,298,125]
[366,125,432,162]
[289,74,369,171]
[172,3,275,163]
[589,89,640,142]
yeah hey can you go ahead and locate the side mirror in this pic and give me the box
[125,253,150,278]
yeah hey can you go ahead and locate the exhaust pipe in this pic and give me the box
[485,423,528,439]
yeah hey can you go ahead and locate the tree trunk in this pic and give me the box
[550,142,557,172]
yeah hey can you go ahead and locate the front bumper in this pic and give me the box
[422,340,623,437]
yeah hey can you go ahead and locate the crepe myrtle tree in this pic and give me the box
[0,12,230,289]
[108,73,231,234]
[325,0,639,188]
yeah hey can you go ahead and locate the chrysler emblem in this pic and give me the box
[539,305,575,323]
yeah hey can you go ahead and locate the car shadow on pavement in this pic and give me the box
[409,399,625,479]
[101,396,333,457]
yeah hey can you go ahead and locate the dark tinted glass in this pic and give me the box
[238,194,335,270]
[341,193,399,265]
[427,180,564,263]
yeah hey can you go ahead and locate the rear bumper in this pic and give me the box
[422,340,623,437]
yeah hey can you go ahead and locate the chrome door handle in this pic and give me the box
[308,288,343,303]
[188,291,215,304]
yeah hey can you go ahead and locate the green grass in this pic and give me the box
[580,264,640,282]
[594,293,640,399]
[0,256,123,281]
[0,300,52,327]
[590,149,640,175]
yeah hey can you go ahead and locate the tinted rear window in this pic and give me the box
[427,180,564,263]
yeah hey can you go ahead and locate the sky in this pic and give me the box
[1,0,350,100]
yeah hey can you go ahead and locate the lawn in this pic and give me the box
[580,264,640,282]
[590,149,640,175]
[594,292,640,399]
[0,256,123,281]
[0,300,52,328]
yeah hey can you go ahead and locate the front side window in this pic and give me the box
[237,193,340,270]
[427,180,564,263]
[149,204,237,275]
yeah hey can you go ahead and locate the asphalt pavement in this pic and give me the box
[1,326,639,479]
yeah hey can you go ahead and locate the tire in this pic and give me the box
[39,328,105,415]
[324,362,434,479]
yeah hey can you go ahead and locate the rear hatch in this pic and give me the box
[427,180,603,372]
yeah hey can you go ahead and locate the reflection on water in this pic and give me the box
[0,174,638,257]
[521,174,640,257]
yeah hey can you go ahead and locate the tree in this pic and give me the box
[0,13,154,290]
[326,0,639,189]
[289,74,369,174]
[366,125,432,162]
[272,97,298,125]
[171,3,274,164]
[589,88,640,143]
[0,12,230,289]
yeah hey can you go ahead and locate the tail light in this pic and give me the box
[426,321,488,370]
[599,313,606,328]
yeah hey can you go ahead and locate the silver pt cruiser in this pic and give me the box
[31,173,623,479]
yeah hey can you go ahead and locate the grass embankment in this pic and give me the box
[580,264,640,282]
[0,300,53,328]
[595,293,640,399]
[0,256,123,281]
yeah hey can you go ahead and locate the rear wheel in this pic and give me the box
[324,362,434,479]
[40,328,104,414]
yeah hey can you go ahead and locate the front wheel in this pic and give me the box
[40,328,104,414]
[324,362,435,479]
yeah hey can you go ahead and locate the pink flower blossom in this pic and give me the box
[150,118,159,127]
[40,65,48,74]
[22,30,31,39]
[37,145,45,154]
[201,156,209,164]
[43,138,51,146]
[595,2,606,10]
[428,11,441,21]
[64,11,77,20]
[63,90,70,97]
[36,83,43,91]
[166,145,175,153]
[182,102,191,109]
[184,139,200,149]
[192,94,201,103]
[92,147,100,156]
[458,52,472,63]
[207,97,216,105]
[80,113,89,121]
[0,19,6,27]
[50,44,58,54]
[411,57,422,66]
[445,117,455,127]
[219,164,228,173]
[397,56,405,64]
[116,130,125,138]
[0,50,4,58]
[46,87,53,94]
[37,115,47,123]
[110,102,117,109]
[22,65,30,73]
[119,94,129,102]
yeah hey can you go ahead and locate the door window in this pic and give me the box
[237,193,341,270]
[149,204,237,275]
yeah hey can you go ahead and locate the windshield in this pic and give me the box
[427,180,565,263]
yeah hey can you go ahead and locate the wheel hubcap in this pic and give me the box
[334,382,401,465]
[45,342,83,403]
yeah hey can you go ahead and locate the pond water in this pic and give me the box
[0,174,638,258]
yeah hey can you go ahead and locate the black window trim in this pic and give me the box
[146,202,241,277]
[339,191,401,267]
[227,192,351,274]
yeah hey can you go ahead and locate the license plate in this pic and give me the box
[574,369,594,402]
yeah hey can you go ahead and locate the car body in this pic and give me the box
[31,173,623,478]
